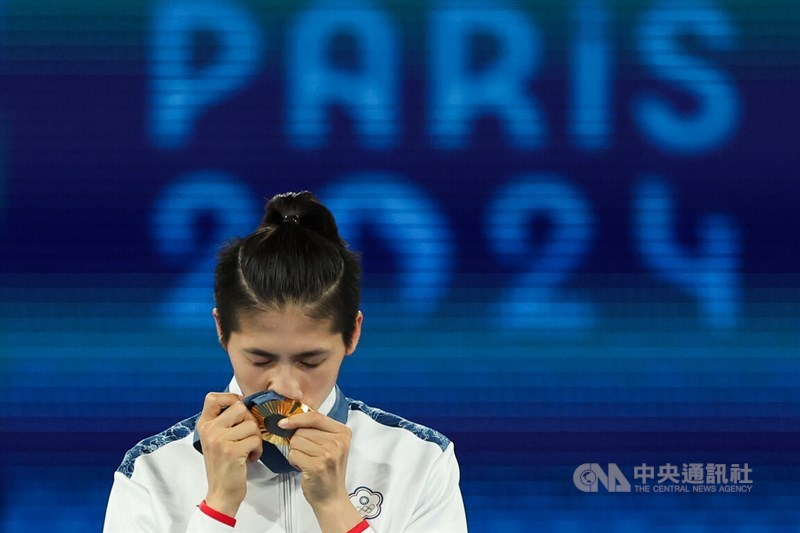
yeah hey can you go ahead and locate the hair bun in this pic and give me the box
[260,191,344,246]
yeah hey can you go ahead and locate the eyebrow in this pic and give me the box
[243,348,328,360]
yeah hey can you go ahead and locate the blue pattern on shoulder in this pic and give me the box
[117,413,201,478]
[347,399,451,451]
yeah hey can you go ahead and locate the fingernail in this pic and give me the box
[278,418,289,429]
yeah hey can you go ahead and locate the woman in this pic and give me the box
[104,191,467,532]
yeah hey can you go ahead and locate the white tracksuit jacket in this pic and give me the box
[104,378,467,532]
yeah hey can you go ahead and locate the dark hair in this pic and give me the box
[214,191,361,348]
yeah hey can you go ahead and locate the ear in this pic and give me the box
[344,311,364,356]
[212,308,227,349]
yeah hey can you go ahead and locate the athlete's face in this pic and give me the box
[213,305,362,410]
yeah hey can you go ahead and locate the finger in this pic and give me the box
[289,427,338,447]
[213,401,255,429]
[199,392,244,422]
[232,435,263,466]
[224,418,262,442]
[244,435,263,463]
[279,411,346,433]
[287,447,314,471]
[287,433,327,457]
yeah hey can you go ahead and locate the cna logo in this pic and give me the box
[573,463,632,493]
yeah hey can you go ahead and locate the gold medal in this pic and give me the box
[246,394,313,446]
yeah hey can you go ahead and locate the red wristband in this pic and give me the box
[347,519,369,533]
[199,500,237,528]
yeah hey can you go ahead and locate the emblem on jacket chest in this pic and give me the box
[349,486,383,519]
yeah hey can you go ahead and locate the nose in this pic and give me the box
[266,364,303,401]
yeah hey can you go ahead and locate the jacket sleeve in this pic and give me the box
[404,442,468,532]
[103,471,158,532]
[103,470,233,533]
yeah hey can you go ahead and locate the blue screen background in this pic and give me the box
[2,0,799,530]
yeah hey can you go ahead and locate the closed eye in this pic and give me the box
[251,359,324,369]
